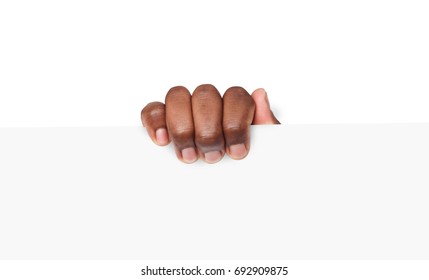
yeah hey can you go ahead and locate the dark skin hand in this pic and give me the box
[141,84,280,164]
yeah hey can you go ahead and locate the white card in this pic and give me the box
[1,124,428,259]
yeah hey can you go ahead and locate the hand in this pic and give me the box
[141,84,280,164]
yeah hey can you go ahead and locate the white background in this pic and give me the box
[1,1,429,278]
[1,0,429,127]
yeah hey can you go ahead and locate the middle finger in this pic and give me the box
[191,84,225,163]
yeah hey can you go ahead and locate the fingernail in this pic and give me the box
[155,128,169,145]
[181,147,198,163]
[204,151,222,164]
[229,144,248,159]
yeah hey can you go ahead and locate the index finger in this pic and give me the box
[222,86,256,160]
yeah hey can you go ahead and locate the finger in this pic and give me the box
[165,86,198,164]
[223,86,256,160]
[141,101,170,146]
[192,84,224,164]
[251,88,281,124]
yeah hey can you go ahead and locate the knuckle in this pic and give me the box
[223,123,248,146]
[193,84,218,96]
[168,85,188,93]
[223,123,246,136]
[166,86,191,101]
[141,102,165,124]
[196,130,223,146]
[142,102,164,115]
[223,87,255,109]
[170,126,194,141]
[224,86,248,98]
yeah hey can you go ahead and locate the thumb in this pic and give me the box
[251,88,281,124]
